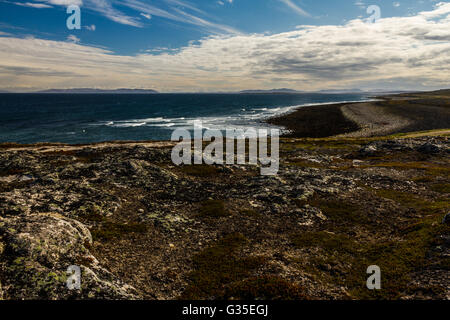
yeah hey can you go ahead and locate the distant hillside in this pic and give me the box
[36,88,159,94]
[318,89,363,94]
[239,88,303,94]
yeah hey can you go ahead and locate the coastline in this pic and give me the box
[0,92,371,145]
[267,90,450,138]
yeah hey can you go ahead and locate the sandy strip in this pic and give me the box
[336,102,412,138]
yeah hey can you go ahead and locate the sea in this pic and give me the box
[0,93,371,144]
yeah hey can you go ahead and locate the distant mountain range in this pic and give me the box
[36,88,159,94]
[0,88,418,94]
[239,88,414,94]
[318,89,363,94]
[239,88,303,94]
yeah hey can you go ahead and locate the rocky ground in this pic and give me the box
[0,133,448,300]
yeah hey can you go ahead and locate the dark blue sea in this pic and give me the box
[0,93,370,144]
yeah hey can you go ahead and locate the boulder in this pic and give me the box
[0,213,139,299]
[359,144,378,157]
[417,143,440,154]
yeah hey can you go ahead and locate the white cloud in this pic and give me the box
[217,0,232,5]
[140,13,151,20]
[12,2,53,8]
[85,24,96,31]
[354,1,365,9]
[66,34,80,43]
[1,3,449,92]
[121,0,240,34]
[393,2,400,7]
[85,0,142,27]
[11,0,239,33]
[280,0,310,17]
[37,0,83,6]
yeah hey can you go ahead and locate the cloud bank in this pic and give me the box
[0,2,449,91]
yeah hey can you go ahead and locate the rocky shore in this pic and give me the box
[0,91,449,300]
[267,89,450,138]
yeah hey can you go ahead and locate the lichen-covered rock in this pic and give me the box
[0,213,138,299]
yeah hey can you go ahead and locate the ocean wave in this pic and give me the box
[92,99,374,130]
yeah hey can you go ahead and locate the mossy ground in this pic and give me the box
[430,183,450,194]
[291,187,449,299]
[219,275,308,300]
[239,208,260,218]
[180,233,306,299]
[285,133,449,299]
[179,164,220,177]
[91,221,148,241]
[197,200,229,218]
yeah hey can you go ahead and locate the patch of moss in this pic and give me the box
[239,208,260,218]
[197,200,229,218]
[220,275,308,300]
[281,139,367,153]
[306,197,366,225]
[75,255,96,267]
[411,176,433,183]
[180,164,219,177]
[286,160,325,168]
[180,233,267,299]
[45,149,106,163]
[349,215,448,299]
[291,190,449,299]
[91,221,148,241]
[360,162,450,176]
[439,257,450,270]
[430,183,450,194]
[0,168,25,177]
[291,231,358,255]
[0,180,33,193]
[374,189,448,215]
[78,205,106,223]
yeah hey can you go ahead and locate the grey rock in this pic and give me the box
[0,213,138,299]
[417,143,440,154]
[359,144,378,157]
[443,213,450,225]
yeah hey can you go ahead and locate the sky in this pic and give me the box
[0,0,449,92]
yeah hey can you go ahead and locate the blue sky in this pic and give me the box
[0,0,440,55]
[0,1,449,92]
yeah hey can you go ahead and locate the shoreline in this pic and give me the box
[267,90,450,138]
[0,90,448,149]
[0,99,395,148]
